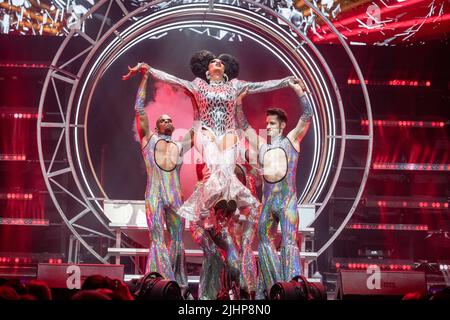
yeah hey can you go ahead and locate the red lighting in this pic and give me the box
[0,154,27,161]
[0,110,40,120]
[348,78,432,88]
[0,218,49,226]
[361,119,445,128]
[2,193,34,200]
[372,163,450,171]
[336,262,415,271]
[314,12,450,43]
[347,223,428,231]
[0,62,48,69]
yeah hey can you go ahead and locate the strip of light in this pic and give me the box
[0,63,48,69]
[315,13,450,43]
[373,163,450,171]
[361,119,445,128]
[335,262,414,271]
[365,199,448,209]
[0,193,34,200]
[0,217,49,226]
[0,112,40,119]
[346,223,428,231]
[348,78,431,87]
[0,154,26,161]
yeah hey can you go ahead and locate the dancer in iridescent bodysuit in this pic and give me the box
[123,51,296,299]
[237,80,313,299]
[126,67,193,297]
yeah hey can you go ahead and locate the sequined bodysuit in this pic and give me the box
[142,133,188,287]
[148,67,292,138]
[256,135,302,299]
[147,67,292,299]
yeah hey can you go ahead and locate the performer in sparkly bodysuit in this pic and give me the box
[126,67,193,296]
[123,50,296,299]
[237,80,313,299]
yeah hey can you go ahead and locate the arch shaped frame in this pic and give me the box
[37,0,373,263]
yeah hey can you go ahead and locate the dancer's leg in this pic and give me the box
[279,196,302,281]
[213,224,241,295]
[240,212,258,298]
[257,202,281,299]
[165,208,188,288]
[190,220,224,300]
[145,197,175,280]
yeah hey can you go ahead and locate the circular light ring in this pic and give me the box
[96,7,337,204]
[79,20,329,204]
[37,0,372,262]
[44,1,344,256]
[72,4,338,215]
[73,3,344,254]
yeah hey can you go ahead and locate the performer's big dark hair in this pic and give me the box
[190,50,240,81]
[267,107,288,124]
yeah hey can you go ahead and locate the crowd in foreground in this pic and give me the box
[1,275,450,300]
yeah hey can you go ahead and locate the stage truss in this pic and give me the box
[37,0,373,263]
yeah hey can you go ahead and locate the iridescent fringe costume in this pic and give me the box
[255,94,313,299]
[134,75,188,289]
[142,134,188,287]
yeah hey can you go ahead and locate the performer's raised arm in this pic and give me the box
[236,90,266,153]
[123,62,195,93]
[235,90,265,165]
[233,76,294,95]
[133,70,151,143]
[180,128,195,156]
[287,80,313,151]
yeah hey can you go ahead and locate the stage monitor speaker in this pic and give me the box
[37,263,124,289]
[336,269,427,300]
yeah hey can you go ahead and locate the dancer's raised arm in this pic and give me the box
[123,62,195,93]
[235,89,264,166]
[180,128,195,156]
[233,76,294,95]
[133,70,151,144]
[286,80,313,151]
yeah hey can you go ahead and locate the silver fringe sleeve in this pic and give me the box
[234,76,293,95]
[147,67,195,93]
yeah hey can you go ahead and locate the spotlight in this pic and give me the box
[269,276,327,300]
[133,272,182,300]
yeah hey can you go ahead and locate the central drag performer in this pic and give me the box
[123,50,297,299]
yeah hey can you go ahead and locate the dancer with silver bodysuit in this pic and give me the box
[127,68,193,297]
[237,80,313,299]
[123,51,297,299]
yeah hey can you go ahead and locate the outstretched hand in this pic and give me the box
[288,78,309,95]
[122,63,150,80]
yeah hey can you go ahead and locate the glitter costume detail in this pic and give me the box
[256,136,302,299]
[177,129,260,223]
[146,66,291,299]
[142,133,188,288]
[147,67,292,137]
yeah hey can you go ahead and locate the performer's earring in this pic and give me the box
[223,73,229,82]
[205,71,210,80]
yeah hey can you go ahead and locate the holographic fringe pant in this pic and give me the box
[145,195,188,288]
[256,194,302,299]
